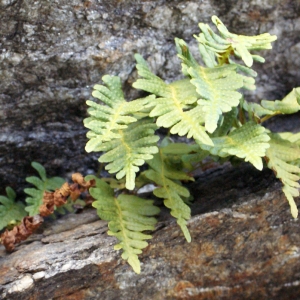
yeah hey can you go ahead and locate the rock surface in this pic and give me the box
[1,163,300,300]
[1,0,300,193]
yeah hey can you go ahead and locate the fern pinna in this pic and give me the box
[83,16,300,273]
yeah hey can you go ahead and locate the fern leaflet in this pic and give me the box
[176,38,244,133]
[265,133,300,218]
[144,151,194,242]
[87,176,159,274]
[261,88,300,115]
[84,75,153,152]
[201,122,270,170]
[0,187,27,230]
[132,54,213,146]
[95,118,159,190]
[196,15,277,67]
[24,162,65,216]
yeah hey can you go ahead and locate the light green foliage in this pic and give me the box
[83,16,300,273]
[244,88,300,123]
[201,122,270,170]
[25,162,65,216]
[176,38,244,133]
[0,187,27,230]
[96,118,159,190]
[189,65,243,133]
[261,88,300,114]
[84,74,159,190]
[196,15,277,67]
[84,75,153,152]
[144,150,194,242]
[265,133,300,218]
[133,54,213,145]
[87,175,159,274]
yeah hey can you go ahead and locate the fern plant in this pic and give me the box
[81,15,299,273]
[1,15,299,275]
[0,187,27,231]
[0,162,72,233]
[24,162,65,216]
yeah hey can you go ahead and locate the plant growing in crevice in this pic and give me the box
[0,163,94,252]
[1,16,300,274]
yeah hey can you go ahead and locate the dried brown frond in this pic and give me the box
[1,215,43,252]
[1,173,95,252]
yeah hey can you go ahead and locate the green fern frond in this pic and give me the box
[278,132,300,145]
[178,35,256,95]
[0,187,27,230]
[158,139,200,171]
[147,151,194,182]
[145,152,194,242]
[55,198,85,216]
[189,64,244,133]
[133,54,213,146]
[196,15,277,67]
[95,118,159,190]
[229,61,257,90]
[176,38,244,134]
[178,34,256,91]
[243,100,275,119]
[243,88,300,123]
[24,162,65,216]
[261,88,300,114]
[160,140,199,156]
[265,133,300,218]
[201,122,270,170]
[175,38,204,72]
[84,75,153,152]
[156,137,208,165]
[145,169,191,242]
[87,176,159,274]
[211,107,238,137]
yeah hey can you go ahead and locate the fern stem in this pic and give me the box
[238,105,246,125]
[259,112,281,124]
[96,163,104,178]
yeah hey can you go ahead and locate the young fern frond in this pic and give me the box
[261,88,300,115]
[176,38,244,134]
[201,122,270,170]
[278,132,300,145]
[265,133,300,218]
[229,61,257,91]
[158,139,207,169]
[84,75,153,152]
[196,15,277,67]
[243,88,300,123]
[133,54,213,146]
[144,152,194,242]
[211,107,238,137]
[87,176,159,274]
[243,101,275,120]
[24,162,65,216]
[95,118,159,190]
[0,187,27,230]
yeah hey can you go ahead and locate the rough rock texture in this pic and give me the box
[1,163,300,300]
[1,0,300,193]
